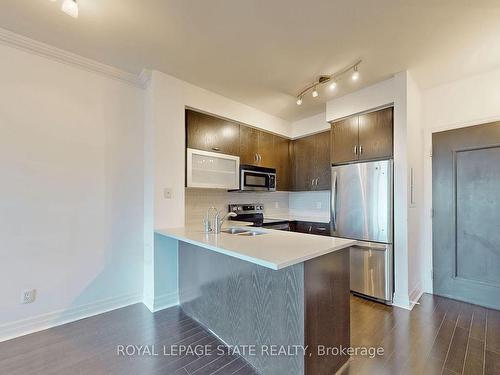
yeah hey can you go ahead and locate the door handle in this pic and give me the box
[354,145,358,155]
[331,171,338,231]
[255,153,258,162]
[359,145,363,154]
[212,147,220,152]
[315,178,319,186]
[259,154,262,162]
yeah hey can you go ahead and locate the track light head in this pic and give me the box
[352,65,360,81]
[62,0,78,18]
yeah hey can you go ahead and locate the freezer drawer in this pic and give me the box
[350,243,393,302]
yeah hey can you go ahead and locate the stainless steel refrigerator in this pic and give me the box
[331,159,393,303]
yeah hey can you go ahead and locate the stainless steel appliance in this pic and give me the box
[239,165,276,192]
[331,159,393,303]
[228,204,289,229]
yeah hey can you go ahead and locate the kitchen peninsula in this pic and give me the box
[156,225,355,375]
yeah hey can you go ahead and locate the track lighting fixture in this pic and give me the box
[295,60,362,105]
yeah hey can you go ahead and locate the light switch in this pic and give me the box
[163,188,173,199]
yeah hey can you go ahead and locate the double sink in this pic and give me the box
[222,227,267,236]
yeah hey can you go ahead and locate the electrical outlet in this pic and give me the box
[21,289,36,304]
[163,188,173,199]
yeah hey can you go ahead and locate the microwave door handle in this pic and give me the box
[331,171,338,232]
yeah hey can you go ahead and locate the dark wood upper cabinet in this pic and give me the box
[331,116,359,164]
[239,128,276,168]
[358,107,393,161]
[314,131,332,190]
[292,130,331,191]
[293,135,315,191]
[274,135,292,191]
[331,107,393,164]
[239,126,259,164]
[257,131,275,168]
[186,110,240,156]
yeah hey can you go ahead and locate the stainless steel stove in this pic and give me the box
[228,204,290,230]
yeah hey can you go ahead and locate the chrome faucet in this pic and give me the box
[213,211,237,234]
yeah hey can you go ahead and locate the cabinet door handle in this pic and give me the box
[255,153,258,162]
[353,145,358,155]
[315,178,319,186]
[359,145,363,154]
[212,147,220,151]
[317,227,327,231]
[258,154,262,162]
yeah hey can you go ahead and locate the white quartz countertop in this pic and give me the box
[155,224,355,270]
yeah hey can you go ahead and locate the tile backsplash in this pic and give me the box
[185,188,330,223]
[289,191,330,218]
[185,188,289,223]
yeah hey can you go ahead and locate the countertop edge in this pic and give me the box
[155,228,356,270]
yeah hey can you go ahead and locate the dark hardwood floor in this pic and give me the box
[1,294,499,375]
[0,305,258,375]
[342,294,500,375]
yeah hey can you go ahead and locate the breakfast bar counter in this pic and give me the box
[156,225,354,375]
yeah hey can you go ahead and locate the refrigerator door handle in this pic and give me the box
[331,170,338,231]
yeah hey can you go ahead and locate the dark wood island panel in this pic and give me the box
[304,247,350,375]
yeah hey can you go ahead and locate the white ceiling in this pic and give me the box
[1,0,499,121]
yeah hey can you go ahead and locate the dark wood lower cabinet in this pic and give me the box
[290,221,331,236]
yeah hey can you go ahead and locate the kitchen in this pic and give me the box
[2,2,500,375]
[154,104,393,374]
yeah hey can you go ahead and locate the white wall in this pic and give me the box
[144,70,292,311]
[291,112,329,138]
[324,73,424,309]
[420,65,500,293]
[406,73,424,301]
[0,44,145,340]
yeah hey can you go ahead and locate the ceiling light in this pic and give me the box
[294,60,361,104]
[62,0,78,18]
[352,66,360,81]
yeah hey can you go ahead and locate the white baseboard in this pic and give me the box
[143,291,179,313]
[0,292,142,343]
[392,284,424,311]
[392,293,412,310]
[409,284,424,309]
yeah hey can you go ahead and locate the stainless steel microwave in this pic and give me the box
[239,165,276,191]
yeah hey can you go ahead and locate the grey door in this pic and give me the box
[433,121,500,310]
[331,160,393,243]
